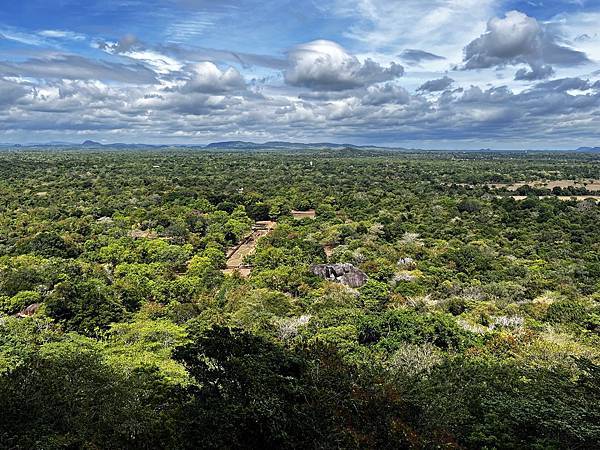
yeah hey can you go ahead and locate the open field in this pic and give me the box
[510,195,600,201]
[489,179,600,191]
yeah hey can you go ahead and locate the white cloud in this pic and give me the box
[181,62,246,93]
[552,11,600,63]
[463,10,590,79]
[120,50,184,75]
[418,76,454,92]
[362,83,410,105]
[285,40,403,91]
[0,28,46,46]
[515,64,554,81]
[38,30,86,41]
[2,4,600,149]
[325,0,495,66]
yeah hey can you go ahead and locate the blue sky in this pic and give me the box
[0,0,599,148]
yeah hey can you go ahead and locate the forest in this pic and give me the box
[0,148,599,449]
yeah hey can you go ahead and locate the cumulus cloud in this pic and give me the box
[180,62,246,93]
[0,54,158,84]
[285,40,403,91]
[514,64,554,81]
[160,92,240,115]
[463,10,590,79]
[399,49,445,64]
[362,83,410,105]
[533,77,592,92]
[1,14,599,149]
[418,76,454,92]
[2,72,600,149]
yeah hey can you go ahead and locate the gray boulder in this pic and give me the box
[310,263,368,288]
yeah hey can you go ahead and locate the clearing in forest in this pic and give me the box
[510,195,600,202]
[291,209,316,219]
[223,221,276,277]
[488,179,600,191]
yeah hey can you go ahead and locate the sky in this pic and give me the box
[0,0,599,149]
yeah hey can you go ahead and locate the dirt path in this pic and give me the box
[323,244,335,258]
[223,221,276,277]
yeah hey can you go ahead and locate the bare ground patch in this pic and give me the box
[291,209,316,219]
[489,179,600,191]
[223,221,277,277]
[509,195,600,202]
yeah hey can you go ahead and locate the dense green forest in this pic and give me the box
[1,149,599,449]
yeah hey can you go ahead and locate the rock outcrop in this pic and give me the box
[310,263,368,288]
[16,303,41,318]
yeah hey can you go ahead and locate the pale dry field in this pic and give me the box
[510,195,600,202]
[291,209,317,219]
[489,179,600,191]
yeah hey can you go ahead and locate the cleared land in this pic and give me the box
[510,195,600,202]
[223,220,276,277]
[291,209,316,219]
[449,179,600,192]
[488,179,600,191]
[323,244,335,258]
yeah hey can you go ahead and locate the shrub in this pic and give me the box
[358,310,478,351]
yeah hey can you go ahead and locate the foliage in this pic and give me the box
[0,149,599,448]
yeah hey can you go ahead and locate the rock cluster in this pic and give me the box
[310,263,368,288]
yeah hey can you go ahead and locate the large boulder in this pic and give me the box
[310,263,368,288]
[16,303,41,318]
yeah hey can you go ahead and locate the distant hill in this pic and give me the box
[205,141,261,149]
[204,140,396,150]
[80,141,172,149]
[13,140,394,151]
[82,140,103,147]
[576,146,600,152]
[3,141,600,153]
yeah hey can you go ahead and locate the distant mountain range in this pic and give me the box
[0,140,599,152]
[203,140,392,150]
[0,140,399,151]
[575,146,600,152]
[79,140,171,149]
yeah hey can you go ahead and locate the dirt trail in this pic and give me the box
[323,244,335,258]
[223,221,276,277]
